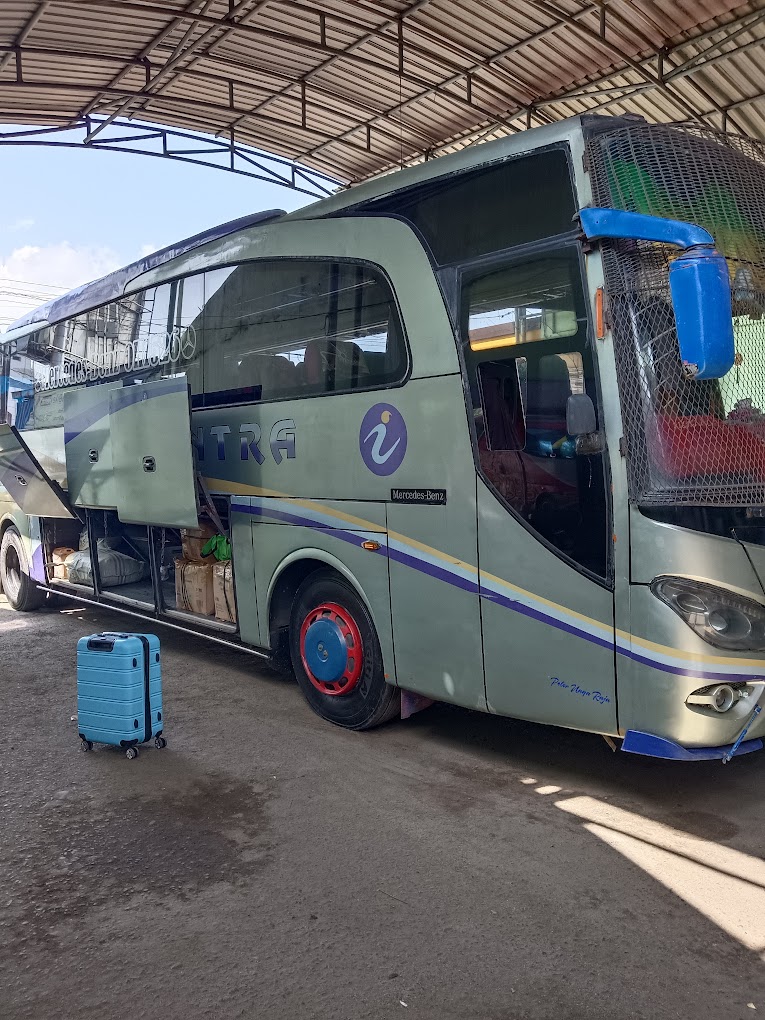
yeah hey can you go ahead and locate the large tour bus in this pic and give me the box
[3,112,765,761]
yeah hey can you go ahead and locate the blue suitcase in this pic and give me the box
[77,632,166,759]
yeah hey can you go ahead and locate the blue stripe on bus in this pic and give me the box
[232,496,765,684]
[65,377,187,444]
[64,397,112,445]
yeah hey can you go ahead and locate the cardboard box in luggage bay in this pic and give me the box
[51,547,76,579]
[180,523,217,562]
[174,559,215,615]
[213,561,236,624]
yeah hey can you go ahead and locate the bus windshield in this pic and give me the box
[586,121,765,509]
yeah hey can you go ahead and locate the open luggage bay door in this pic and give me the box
[0,424,76,518]
[109,376,200,528]
[64,380,124,509]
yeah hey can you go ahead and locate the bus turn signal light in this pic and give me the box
[361,540,381,551]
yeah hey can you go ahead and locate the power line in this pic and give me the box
[0,277,69,292]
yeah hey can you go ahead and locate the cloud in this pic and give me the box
[138,241,172,259]
[4,217,35,232]
[0,241,122,330]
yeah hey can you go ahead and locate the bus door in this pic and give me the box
[108,376,199,528]
[0,424,76,519]
[465,250,618,733]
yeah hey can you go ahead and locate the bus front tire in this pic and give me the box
[289,570,400,730]
[0,527,45,612]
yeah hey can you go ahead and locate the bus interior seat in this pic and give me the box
[304,337,369,390]
[236,351,300,400]
[480,363,525,451]
[527,354,572,433]
[476,363,526,513]
[361,350,388,380]
[260,354,299,399]
[539,354,572,408]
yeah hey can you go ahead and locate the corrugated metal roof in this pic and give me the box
[1,1,764,185]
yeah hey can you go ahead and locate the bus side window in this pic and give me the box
[200,260,406,407]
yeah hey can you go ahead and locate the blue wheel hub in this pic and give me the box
[302,618,348,683]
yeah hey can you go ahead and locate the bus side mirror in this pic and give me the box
[579,208,736,382]
[566,393,596,436]
[567,393,604,455]
[668,247,735,380]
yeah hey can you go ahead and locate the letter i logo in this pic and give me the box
[359,404,407,476]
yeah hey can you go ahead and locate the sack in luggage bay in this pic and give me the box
[66,541,146,587]
[213,561,236,624]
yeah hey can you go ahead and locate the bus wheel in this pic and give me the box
[289,570,399,730]
[0,527,45,612]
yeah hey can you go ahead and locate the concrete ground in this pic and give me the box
[1,593,764,1020]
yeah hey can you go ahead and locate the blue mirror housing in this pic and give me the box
[668,247,734,380]
[580,207,736,379]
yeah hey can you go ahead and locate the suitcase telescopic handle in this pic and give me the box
[87,637,116,651]
[86,631,131,651]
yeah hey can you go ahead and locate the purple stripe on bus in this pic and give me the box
[617,644,761,683]
[31,543,46,583]
[387,544,481,595]
[231,499,764,683]
[482,587,615,652]
[232,500,480,593]
[234,502,346,530]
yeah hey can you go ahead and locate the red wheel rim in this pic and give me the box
[299,601,364,696]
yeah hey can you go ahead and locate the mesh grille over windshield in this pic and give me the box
[586,123,765,507]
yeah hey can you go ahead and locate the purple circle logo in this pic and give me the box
[359,403,407,476]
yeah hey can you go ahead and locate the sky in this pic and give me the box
[0,135,315,330]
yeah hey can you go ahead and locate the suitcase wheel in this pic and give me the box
[80,738,93,753]
[125,747,139,760]
[154,736,167,750]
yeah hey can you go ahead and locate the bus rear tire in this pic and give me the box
[0,527,45,612]
[289,570,400,730]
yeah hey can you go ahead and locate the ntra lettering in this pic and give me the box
[194,420,296,464]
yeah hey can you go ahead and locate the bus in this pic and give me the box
[2,112,765,761]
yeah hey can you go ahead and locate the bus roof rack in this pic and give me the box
[6,208,285,336]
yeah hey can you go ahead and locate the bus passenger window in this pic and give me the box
[201,260,406,407]
[464,252,609,579]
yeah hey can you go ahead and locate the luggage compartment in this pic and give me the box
[42,499,238,632]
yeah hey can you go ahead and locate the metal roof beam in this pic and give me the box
[0,79,418,173]
[296,0,675,164]
[77,0,211,120]
[0,117,338,196]
[0,41,441,149]
[524,0,713,127]
[82,0,241,139]
[532,8,765,115]
[70,0,543,140]
[0,0,51,75]
[243,0,607,127]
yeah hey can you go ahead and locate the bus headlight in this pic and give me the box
[651,576,765,651]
